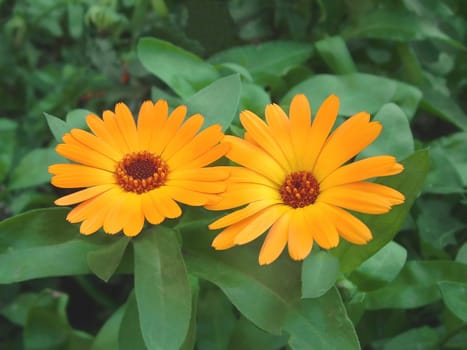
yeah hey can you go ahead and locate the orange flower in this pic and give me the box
[49,100,229,236]
[208,94,404,265]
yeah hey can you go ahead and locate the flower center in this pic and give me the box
[280,171,320,208]
[115,151,168,194]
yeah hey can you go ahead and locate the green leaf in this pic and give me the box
[382,326,439,350]
[66,109,93,131]
[438,281,467,322]
[302,250,340,298]
[238,82,271,115]
[186,74,241,130]
[119,291,147,350]
[137,37,219,99]
[285,288,359,350]
[314,36,357,74]
[0,118,17,182]
[8,148,63,190]
[87,237,130,282]
[365,261,467,309]
[196,287,236,350]
[345,9,464,49]
[181,225,359,349]
[282,73,422,119]
[67,2,84,39]
[332,149,430,273]
[208,41,313,79]
[229,316,288,350]
[44,112,68,143]
[180,276,200,350]
[421,87,467,131]
[133,226,191,350]
[349,241,407,291]
[456,243,467,264]
[423,146,464,194]
[0,208,120,283]
[357,103,414,160]
[91,304,126,350]
[431,132,467,186]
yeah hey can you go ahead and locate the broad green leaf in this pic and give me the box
[415,197,464,254]
[65,108,93,131]
[196,287,236,350]
[357,103,414,160]
[344,9,464,49]
[423,146,464,194]
[285,288,359,350]
[67,2,84,39]
[133,227,191,350]
[137,37,219,99]
[315,36,357,74]
[349,241,407,291]
[421,88,467,131]
[0,118,17,182]
[282,73,422,119]
[44,112,68,143]
[382,326,439,350]
[186,74,241,130]
[91,304,126,350]
[302,250,340,298]
[438,281,467,322]
[0,208,120,283]
[365,261,467,309]
[181,225,359,349]
[119,292,147,350]
[0,293,38,326]
[8,148,63,190]
[238,82,271,116]
[431,132,467,186]
[180,276,200,350]
[456,243,467,264]
[332,150,430,273]
[208,41,313,79]
[229,316,288,350]
[87,237,130,282]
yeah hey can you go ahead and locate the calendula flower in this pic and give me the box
[49,100,229,236]
[208,94,405,265]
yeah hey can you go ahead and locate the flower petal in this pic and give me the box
[55,184,115,206]
[49,164,114,188]
[150,105,186,155]
[115,103,139,152]
[303,203,339,249]
[287,208,313,261]
[289,94,311,168]
[162,113,204,159]
[259,210,291,265]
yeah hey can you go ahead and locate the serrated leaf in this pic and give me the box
[132,227,191,350]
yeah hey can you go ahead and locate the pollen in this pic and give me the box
[280,171,320,208]
[115,151,168,194]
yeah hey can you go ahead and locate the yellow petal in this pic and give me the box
[240,110,290,172]
[166,179,226,193]
[150,105,186,155]
[141,193,165,224]
[211,218,254,250]
[56,143,116,172]
[234,204,289,245]
[86,113,126,155]
[314,112,382,181]
[322,203,372,244]
[136,101,157,150]
[303,203,339,249]
[287,208,313,261]
[169,167,229,182]
[223,135,285,185]
[122,195,145,237]
[55,184,115,206]
[103,110,131,154]
[265,103,297,169]
[162,113,204,159]
[209,199,278,230]
[49,164,115,188]
[70,128,122,161]
[320,155,404,190]
[177,143,229,170]
[115,103,139,152]
[103,190,134,234]
[258,210,291,265]
[289,94,311,169]
[149,188,182,219]
[303,94,340,171]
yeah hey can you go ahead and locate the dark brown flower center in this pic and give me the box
[115,151,168,194]
[280,171,320,208]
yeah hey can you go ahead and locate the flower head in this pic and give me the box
[208,94,405,265]
[49,100,229,236]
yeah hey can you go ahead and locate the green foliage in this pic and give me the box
[1,0,466,349]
